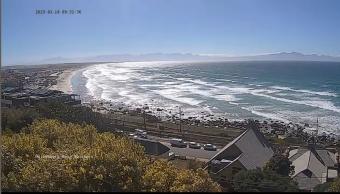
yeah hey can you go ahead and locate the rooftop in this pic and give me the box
[205,127,274,173]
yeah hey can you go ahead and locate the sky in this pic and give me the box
[2,0,340,65]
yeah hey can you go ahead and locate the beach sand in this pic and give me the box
[49,69,76,94]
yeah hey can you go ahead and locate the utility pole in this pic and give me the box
[314,118,319,146]
[122,113,125,127]
[179,106,182,133]
[143,108,146,130]
[337,155,340,178]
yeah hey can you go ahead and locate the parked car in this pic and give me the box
[203,144,217,151]
[135,128,148,138]
[135,128,146,135]
[170,138,187,147]
[139,132,148,139]
[188,142,201,149]
[168,152,175,160]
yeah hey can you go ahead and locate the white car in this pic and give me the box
[139,132,148,139]
[203,144,217,151]
[135,129,147,136]
[170,138,187,147]
[135,128,146,134]
[188,142,201,149]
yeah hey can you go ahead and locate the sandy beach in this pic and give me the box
[49,69,77,94]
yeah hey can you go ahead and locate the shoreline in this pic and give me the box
[49,67,86,94]
[47,62,338,138]
[3,61,337,146]
[85,98,338,147]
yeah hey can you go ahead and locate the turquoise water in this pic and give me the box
[72,61,340,134]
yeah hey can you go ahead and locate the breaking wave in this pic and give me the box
[78,61,340,134]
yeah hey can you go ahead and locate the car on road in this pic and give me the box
[188,142,201,149]
[203,144,217,151]
[168,152,175,160]
[115,130,124,133]
[135,128,148,139]
[135,128,146,134]
[139,132,148,139]
[170,138,187,148]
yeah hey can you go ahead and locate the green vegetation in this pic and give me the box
[264,153,295,177]
[231,151,298,192]
[1,102,118,134]
[326,178,340,192]
[313,178,340,192]
[143,160,220,192]
[232,168,299,192]
[1,107,40,133]
[1,119,221,192]
[313,182,332,192]
[309,175,340,192]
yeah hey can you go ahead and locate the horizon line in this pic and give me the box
[3,51,340,66]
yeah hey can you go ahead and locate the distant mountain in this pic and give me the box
[224,52,340,62]
[78,53,215,62]
[6,52,340,66]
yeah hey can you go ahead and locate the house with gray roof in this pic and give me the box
[204,127,274,184]
[288,146,338,191]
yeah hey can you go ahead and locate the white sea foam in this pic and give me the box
[171,82,240,102]
[213,94,239,102]
[215,78,232,82]
[80,62,340,134]
[83,68,101,98]
[241,106,290,123]
[229,102,239,105]
[153,88,204,106]
[271,86,337,97]
[216,85,340,113]
[176,78,216,87]
[250,92,340,113]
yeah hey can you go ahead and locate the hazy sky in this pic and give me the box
[2,0,340,65]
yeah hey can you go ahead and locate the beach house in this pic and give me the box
[204,127,274,186]
[288,146,339,191]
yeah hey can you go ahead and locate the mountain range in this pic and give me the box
[8,52,340,66]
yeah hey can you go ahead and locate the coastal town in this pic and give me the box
[1,63,340,192]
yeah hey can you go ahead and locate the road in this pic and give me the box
[161,142,219,161]
[140,134,220,160]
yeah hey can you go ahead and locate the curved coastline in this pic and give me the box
[49,65,93,95]
[49,69,76,94]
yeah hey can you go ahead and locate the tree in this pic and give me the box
[170,168,221,192]
[187,159,203,170]
[1,119,148,192]
[1,108,40,132]
[1,119,221,192]
[264,153,295,176]
[142,160,221,192]
[35,101,119,133]
[142,160,178,192]
[232,168,299,192]
[314,181,332,192]
[329,178,340,192]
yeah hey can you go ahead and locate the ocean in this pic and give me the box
[71,61,340,134]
